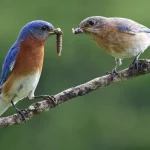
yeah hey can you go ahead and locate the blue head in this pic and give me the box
[17,20,56,41]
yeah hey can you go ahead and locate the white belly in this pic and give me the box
[111,47,145,59]
[110,33,150,59]
[2,72,41,104]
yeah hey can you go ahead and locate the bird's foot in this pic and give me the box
[105,71,117,75]
[129,60,139,74]
[105,68,118,75]
[15,108,27,122]
[132,59,148,73]
[112,69,119,75]
[43,95,57,107]
[138,60,148,72]
[34,95,57,107]
[11,101,26,122]
[105,69,119,81]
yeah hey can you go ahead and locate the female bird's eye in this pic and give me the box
[88,20,95,26]
[41,26,47,31]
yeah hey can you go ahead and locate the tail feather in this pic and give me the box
[0,95,10,116]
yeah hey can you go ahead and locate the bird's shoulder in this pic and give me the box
[110,18,150,34]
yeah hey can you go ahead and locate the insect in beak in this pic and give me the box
[48,28,63,56]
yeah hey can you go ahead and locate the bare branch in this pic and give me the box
[0,60,150,127]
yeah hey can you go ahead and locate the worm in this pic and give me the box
[56,33,62,56]
[54,28,63,56]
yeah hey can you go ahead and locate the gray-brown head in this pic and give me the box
[73,16,107,35]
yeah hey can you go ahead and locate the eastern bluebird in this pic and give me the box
[0,20,62,120]
[73,16,150,73]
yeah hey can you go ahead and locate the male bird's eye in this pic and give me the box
[88,20,95,26]
[41,26,47,31]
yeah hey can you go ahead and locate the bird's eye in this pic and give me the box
[41,26,47,31]
[87,20,95,26]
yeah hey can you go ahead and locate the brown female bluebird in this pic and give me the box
[73,16,150,73]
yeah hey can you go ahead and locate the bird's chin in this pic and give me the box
[84,28,98,34]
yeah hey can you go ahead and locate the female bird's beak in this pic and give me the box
[72,27,99,35]
[72,27,93,34]
[72,27,84,34]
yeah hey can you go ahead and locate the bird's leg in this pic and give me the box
[108,58,122,81]
[112,58,122,73]
[105,58,122,75]
[129,52,142,71]
[33,95,57,107]
[11,101,26,121]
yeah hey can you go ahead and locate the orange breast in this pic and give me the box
[90,23,133,55]
[14,36,44,75]
[2,36,44,94]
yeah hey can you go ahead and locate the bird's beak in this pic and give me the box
[48,28,63,56]
[72,27,84,34]
[47,30,55,35]
[72,27,94,34]
[48,28,63,35]
[72,27,98,35]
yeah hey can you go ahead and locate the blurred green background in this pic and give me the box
[0,0,150,150]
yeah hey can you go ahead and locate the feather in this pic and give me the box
[0,42,19,87]
[117,23,150,35]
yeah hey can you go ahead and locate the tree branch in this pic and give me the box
[0,60,150,127]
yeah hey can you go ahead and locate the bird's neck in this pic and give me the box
[21,35,45,47]
[20,36,45,58]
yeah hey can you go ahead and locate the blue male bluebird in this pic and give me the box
[0,20,62,120]
[73,16,150,73]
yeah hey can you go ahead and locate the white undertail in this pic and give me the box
[0,95,10,116]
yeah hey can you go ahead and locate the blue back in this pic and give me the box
[0,42,19,87]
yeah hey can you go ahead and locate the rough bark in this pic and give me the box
[0,60,150,127]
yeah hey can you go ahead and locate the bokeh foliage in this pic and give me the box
[0,0,150,150]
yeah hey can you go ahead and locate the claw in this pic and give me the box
[105,68,118,75]
[11,101,26,122]
[34,95,57,107]
[112,68,119,75]
[129,60,139,74]
[105,70,119,82]
[129,52,142,73]
[105,58,121,76]
[16,109,26,122]
[44,95,57,107]
[129,61,138,70]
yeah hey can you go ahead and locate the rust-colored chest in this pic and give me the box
[13,36,44,76]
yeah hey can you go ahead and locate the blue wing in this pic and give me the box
[117,24,150,35]
[0,42,19,87]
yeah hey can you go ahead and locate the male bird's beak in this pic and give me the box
[48,28,63,56]
[48,28,63,35]
[48,29,58,35]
